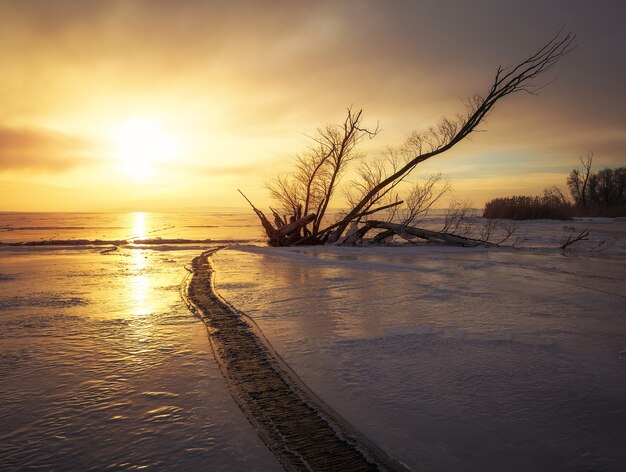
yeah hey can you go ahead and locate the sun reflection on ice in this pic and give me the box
[129,214,150,316]
[130,250,151,316]
[131,212,146,240]
[124,213,165,318]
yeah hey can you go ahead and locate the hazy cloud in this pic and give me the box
[3,1,625,132]
[0,0,625,208]
[0,126,93,172]
[187,156,285,178]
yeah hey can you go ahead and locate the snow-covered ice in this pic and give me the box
[213,218,626,471]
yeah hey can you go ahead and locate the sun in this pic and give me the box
[112,118,181,179]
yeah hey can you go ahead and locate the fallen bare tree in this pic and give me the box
[241,30,575,247]
[561,229,590,250]
[338,185,520,247]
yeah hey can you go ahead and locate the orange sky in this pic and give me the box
[1,1,625,211]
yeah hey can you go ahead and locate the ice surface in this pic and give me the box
[2,212,625,471]
[0,247,280,471]
[213,218,626,471]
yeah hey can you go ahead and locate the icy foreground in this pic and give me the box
[1,215,625,471]
[0,249,280,471]
[213,222,626,471]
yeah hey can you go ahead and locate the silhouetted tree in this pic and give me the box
[264,109,380,244]
[587,167,626,206]
[242,30,575,246]
[566,153,626,211]
[567,152,593,207]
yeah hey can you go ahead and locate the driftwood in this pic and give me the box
[560,229,590,250]
[339,220,497,247]
[239,189,318,246]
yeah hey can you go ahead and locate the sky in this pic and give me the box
[1,0,625,211]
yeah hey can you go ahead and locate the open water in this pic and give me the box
[0,212,280,471]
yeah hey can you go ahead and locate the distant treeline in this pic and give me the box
[567,165,626,209]
[484,159,626,219]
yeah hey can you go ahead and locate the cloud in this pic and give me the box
[180,156,286,178]
[0,126,93,172]
[3,1,625,135]
[0,1,625,209]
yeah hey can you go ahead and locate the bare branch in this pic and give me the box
[561,229,590,250]
[243,30,575,247]
[324,30,575,243]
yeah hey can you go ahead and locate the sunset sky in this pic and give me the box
[1,0,625,211]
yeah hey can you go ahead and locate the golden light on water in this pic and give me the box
[130,212,150,316]
[131,212,146,240]
[130,265,150,317]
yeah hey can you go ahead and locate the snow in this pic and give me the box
[212,218,626,471]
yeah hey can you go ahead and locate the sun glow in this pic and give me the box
[112,118,181,179]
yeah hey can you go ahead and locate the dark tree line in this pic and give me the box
[567,154,626,208]
[483,191,571,220]
[484,155,626,220]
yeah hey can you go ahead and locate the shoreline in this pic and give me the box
[182,249,406,472]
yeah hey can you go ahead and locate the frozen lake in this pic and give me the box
[1,212,625,470]
[213,236,626,471]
